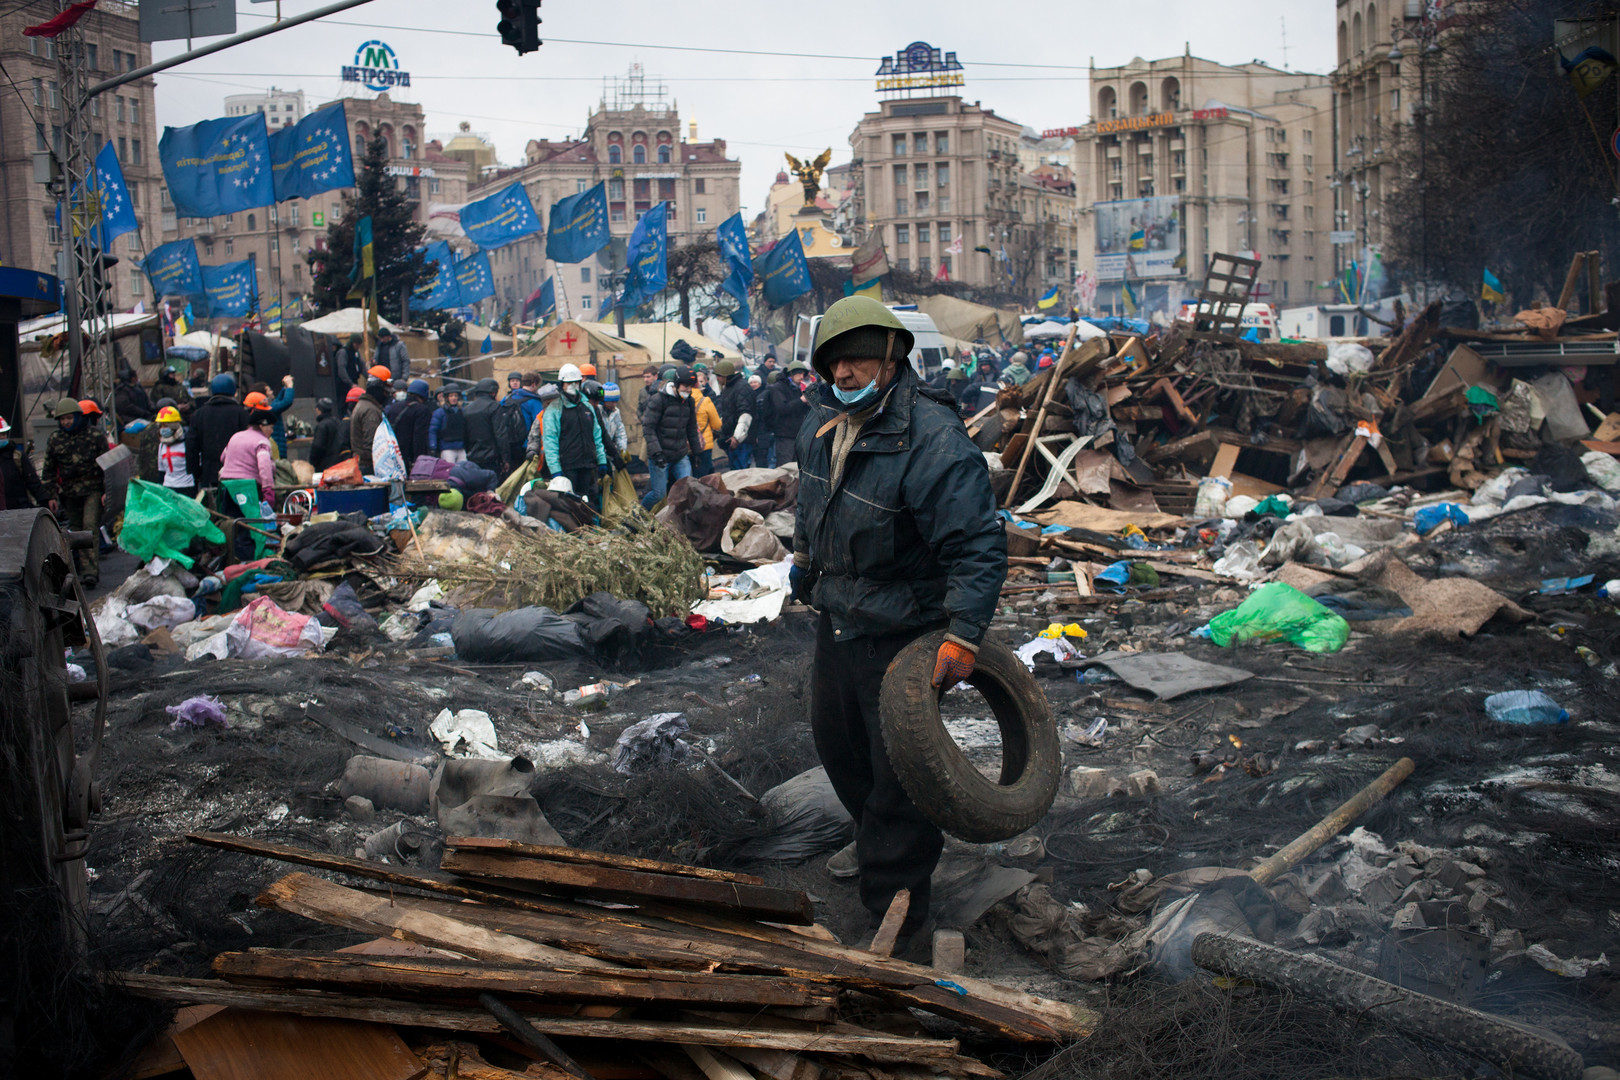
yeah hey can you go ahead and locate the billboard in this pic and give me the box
[1093,196,1183,281]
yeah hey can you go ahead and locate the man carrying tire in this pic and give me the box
[790,295,1006,959]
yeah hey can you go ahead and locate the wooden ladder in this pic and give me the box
[1191,252,1263,339]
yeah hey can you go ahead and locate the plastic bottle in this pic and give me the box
[1483,690,1568,726]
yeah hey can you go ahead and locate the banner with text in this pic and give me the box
[269,101,355,202]
[460,182,542,251]
[159,113,275,218]
[1093,196,1183,281]
[544,182,610,264]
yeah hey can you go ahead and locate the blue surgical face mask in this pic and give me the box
[832,379,879,409]
[0,439,10,450]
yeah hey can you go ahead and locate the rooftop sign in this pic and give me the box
[342,40,411,92]
[875,41,964,93]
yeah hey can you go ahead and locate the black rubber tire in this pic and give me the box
[878,629,1060,843]
[1192,932,1584,1080]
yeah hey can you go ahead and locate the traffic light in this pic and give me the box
[497,0,541,55]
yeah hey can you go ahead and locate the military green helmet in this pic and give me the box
[810,296,914,383]
[52,398,83,418]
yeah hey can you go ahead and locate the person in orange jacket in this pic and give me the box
[690,367,722,478]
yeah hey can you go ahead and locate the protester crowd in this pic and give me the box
[0,329,1054,582]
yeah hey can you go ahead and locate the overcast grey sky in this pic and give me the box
[152,0,1336,217]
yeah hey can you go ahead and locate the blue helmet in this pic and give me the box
[408,378,431,398]
[601,382,621,402]
[209,373,236,395]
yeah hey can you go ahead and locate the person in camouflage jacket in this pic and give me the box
[43,398,106,585]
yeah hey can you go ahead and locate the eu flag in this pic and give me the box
[716,212,752,329]
[760,228,812,308]
[607,202,668,313]
[159,113,274,218]
[409,241,461,311]
[142,238,204,300]
[66,142,138,250]
[453,250,494,305]
[202,256,257,317]
[269,101,355,202]
[545,182,610,264]
[461,183,543,251]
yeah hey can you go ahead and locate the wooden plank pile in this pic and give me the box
[120,833,1095,1080]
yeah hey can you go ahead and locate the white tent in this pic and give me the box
[1023,319,1108,343]
[174,330,236,353]
[296,309,404,336]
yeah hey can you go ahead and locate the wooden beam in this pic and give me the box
[118,976,971,1064]
[1206,443,1240,480]
[439,850,813,926]
[867,890,910,959]
[1557,252,1586,311]
[443,838,766,886]
[212,951,837,1010]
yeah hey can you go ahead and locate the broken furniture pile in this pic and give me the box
[121,833,1095,1080]
[986,283,1620,522]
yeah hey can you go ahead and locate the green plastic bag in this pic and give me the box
[118,479,225,568]
[1207,581,1349,653]
[1252,495,1292,518]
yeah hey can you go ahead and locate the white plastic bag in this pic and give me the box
[1326,342,1374,376]
[1194,476,1232,519]
[1581,451,1620,493]
[125,594,197,632]
[720,507,787,565]
[371,419,406,481]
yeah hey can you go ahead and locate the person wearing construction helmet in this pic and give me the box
[789,295,1006,960]
[152,405,198,497]
[597,382,629,460]
[535,363,609,504]
[350,367,392,474]
[0,415,49,511]
[44,398,108,585]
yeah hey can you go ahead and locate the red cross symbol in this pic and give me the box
[560,331,579,348]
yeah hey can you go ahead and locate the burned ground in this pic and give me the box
[65,500,1620,1079]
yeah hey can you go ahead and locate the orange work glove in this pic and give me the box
[931,640,976,688]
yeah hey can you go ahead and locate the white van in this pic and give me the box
[1279,296,1408,340]
[792,309,949,378]
[1175,301,1278,340]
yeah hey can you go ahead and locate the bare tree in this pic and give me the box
[1385,0,1620,304]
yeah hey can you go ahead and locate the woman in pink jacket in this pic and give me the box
[219,395,276,560]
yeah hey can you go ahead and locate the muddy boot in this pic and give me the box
[826,841,859,879]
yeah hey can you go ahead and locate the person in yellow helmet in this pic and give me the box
[153,405,198,498]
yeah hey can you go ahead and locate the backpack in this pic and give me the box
[493,398,529,469]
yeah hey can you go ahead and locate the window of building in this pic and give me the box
[935,132,949,154]
[913,162,928,189]
[86,43,98,70]
[270,206,278,224]
[657,178,674,199]
[892,134,907,157]
[124,51,136,72]
[896,257,910,272]
[915,191,929,213]
[608,178,624,199]
[129,270,142,296]
[939,195,950,212]
[32,78,42,106]
[695,207,707,224]
[225,238,234,255]
[91,96,100,118]
[895,224,910,245]
[1304,128,1313,144]
[131,140,142,165]
[936,162,949,187]
[577,179,588,193]
[581,296,592,310]
[918,224,930,244]
[203,239,214,257]
[289,205,299,226]
[913,133,927,155]
[130,99,140,125]
[608,144,622,164]
[611,205,625,222]
[580,267,591,283]
[245,213,254,230]
[657,144,671,163]
[940,255,951,276]
[895,197,908,215]
[919,257,931,275]
[293,263,303,282]
[118,136,127,159]
[893,164,906,188]
[939,223,951,242]
[270,237,279,253]
[48,81,59,109]
[46,219,59,245]
[224,214,233,227]
[1391,88,1401,114]
[695,178,706,194]
[633,144,646,164]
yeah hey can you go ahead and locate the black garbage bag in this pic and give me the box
[284,520,386,570]
[451,606,590,662]
[566,591,652,656]
[1532,443,1590,493]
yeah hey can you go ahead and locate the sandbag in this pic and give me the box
[451,606,589,662]
[720,507,788,565]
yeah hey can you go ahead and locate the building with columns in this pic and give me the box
[1062,53,1335,316]
[461,70,741,320]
